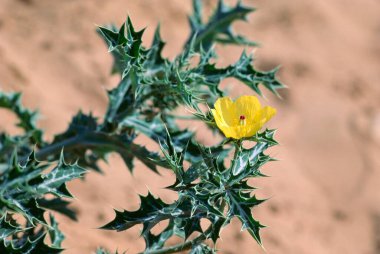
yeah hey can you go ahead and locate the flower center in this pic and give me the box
[239,115,246,125]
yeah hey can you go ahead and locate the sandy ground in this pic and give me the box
[1,0,380,253]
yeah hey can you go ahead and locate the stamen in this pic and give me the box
[239,115,246,125]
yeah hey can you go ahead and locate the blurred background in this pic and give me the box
[1,0,379,253]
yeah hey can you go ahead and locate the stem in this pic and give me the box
[140,226,213,254]
[35,136,83,161]
[33,132,134,161]
[233,139,242,160]
[165,114,198,120]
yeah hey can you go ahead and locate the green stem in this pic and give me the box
[35,132,131,161]
[165,114,198,120]
[232,139,242,160]
[35,136,83,161]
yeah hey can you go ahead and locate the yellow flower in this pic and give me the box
[211,95,276,139]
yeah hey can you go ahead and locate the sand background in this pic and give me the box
[1,0,380,253]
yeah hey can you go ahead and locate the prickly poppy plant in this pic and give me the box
[0,0,285,253]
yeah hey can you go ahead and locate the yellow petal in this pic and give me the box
[223,128,235,138]
[211,109,222,124]
[234,95,261,121]
[228,126,243,139]
[212,108,233,137]
[214,97,237,126]
[245,122,262,137]
[260,106,277,123]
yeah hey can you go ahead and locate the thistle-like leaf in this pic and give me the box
[100,192,177,232]
[187,0,256,50]
[103,77,134,126]
[144,219,185,250]
[96,248,125,254]
[249,128,278,147]
[230,129,277,178]
[0,231,62,254]
[48,214,65,248]
[44,111,169,173]
[190,244,216,254]
[36,198,77,221]
[226,191,265,245]
[0,92,43,145]
[145,25,166,68]
[0,150,85,225]
[193,50,285,97]
[98,17,145,78]
[0,213,23,240]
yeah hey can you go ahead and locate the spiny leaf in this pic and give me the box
[100,192,175,232]
[207,216,226,243]
[0,231,62,254]
[190,244,216,254]
[230,129,277,178]
[249,128,278,146]
[48,214,65,248]
[230,52,285,96]
[103,77,134,126]
[0,213,23,240]
[183,217,203,240]
[145,24,166,67]
[144,219,184,251]
[193,50,285,97]
[187,0,256,51]
[0,150,85,225]
[36,152,86,198]
[36,198,77,221]
[226,191,265,245]
[121,115,193,150]
[96,248,125,254]
[183,189,224,218]
[159,128,186,176]
[98,17,145,78]
[44,112,169,173]
[0,92,43,145]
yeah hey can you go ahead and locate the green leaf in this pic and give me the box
[187,0,256,51]
[36,153,86,198]
[207,216,226,243]
[159,128,187,177]
[36,198,77,221]
[145,25,166,67]
[103,77,134,126]
[230,129,277,179]
[226,190,265,245]
[144,219,184,251]
[0,164,74,251]
[42,111,169,173]
[0,213,23,240]
[193,50,285,97]
[0,92,43,145]
[230,52,285,96]
[0,230,62,254]
[0,150,85,225]
[100,192,176,232]
[48,214,65,248]
[190,244,215,254]
[96,248,125,254]
[101,192,212,251]
[98,17,145,78]
[182,217,203,240]
[249,129,278,147]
